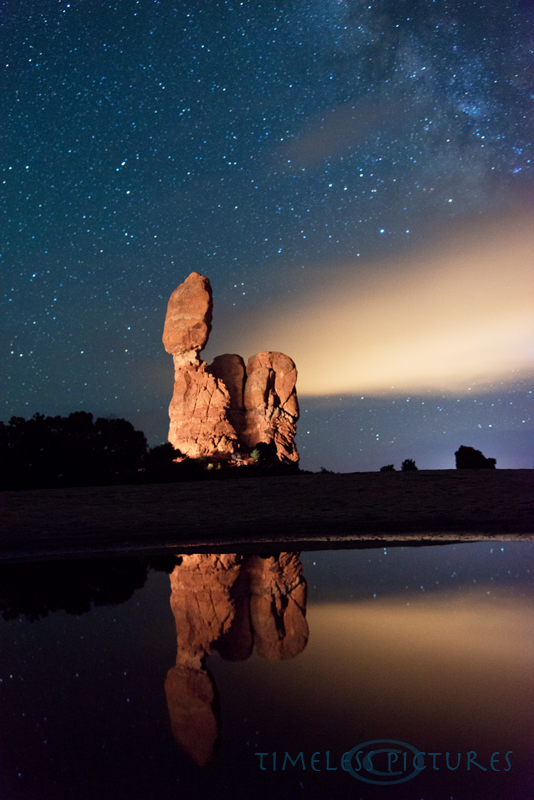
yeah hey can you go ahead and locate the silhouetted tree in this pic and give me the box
[401,459,418,471]
[0,412,147,489]
[455,445,496,469]
[145,442,179,465]
[142,442,182,480]
[380,464,395,471]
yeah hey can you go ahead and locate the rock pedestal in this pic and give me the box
[163,273,299,463]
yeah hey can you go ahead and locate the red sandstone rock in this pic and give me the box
[208,354,246,410]
[242,351,299,462]
[163,274,299,462]
[162,272,212,356]
[163,274,239,458]
[167,360,239,459]
[208,354,247,440]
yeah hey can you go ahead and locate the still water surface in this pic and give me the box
[1,542,532,799]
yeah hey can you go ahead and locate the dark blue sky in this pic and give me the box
[3,0,533,471]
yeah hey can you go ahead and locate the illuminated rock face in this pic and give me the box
[164,552,308,765]
[166,359,239,460]
[163,273,238,459]
[242,351,299,464]
[163,273,299,462]
[162,271,213,356]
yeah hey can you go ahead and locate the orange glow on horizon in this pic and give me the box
[209,210,533,396]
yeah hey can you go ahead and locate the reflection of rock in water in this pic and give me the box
[165,665,219,768]
[165,552,308,765]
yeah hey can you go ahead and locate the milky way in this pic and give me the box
[3,0,533,471]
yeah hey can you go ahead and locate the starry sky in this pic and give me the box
[3,0,533,472]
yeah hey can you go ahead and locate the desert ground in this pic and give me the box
[0,469,532,562]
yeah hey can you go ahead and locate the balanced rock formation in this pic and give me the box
[163,272,299,462]
[164,552,308,765]
[163,273,239,459]
[455,445,496,469]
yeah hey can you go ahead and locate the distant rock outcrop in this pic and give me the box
[164,552,308,765]
[163,273,299,463]
[455,445,496,469]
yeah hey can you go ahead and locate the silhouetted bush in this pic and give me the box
[401,459,418,471]
[380,464,396,471]
[455,445,496,469]
[0,412,147,490]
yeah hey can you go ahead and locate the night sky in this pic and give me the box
[3,0,533,472]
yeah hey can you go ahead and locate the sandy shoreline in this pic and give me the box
[1,469,532,562]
